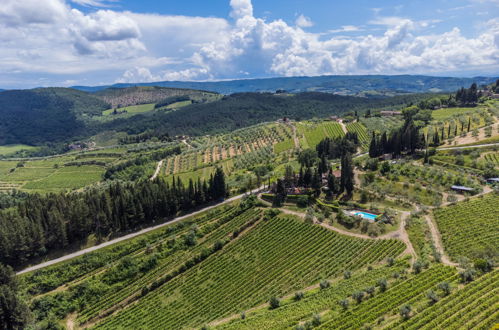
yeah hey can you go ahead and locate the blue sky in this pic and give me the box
[1,0,498,88]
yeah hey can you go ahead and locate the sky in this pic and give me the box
[0,0,498,89]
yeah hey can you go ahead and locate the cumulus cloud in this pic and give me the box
[295,14,313,28]
[0,0,498,88]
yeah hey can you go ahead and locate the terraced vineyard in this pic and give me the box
[433,193,499,262]
[94,214,404,329]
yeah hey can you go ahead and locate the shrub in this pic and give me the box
[400,305,412,320]
[427,290,439,304]
[269,296,280,309]
[312,314,321,326]
[377,278,388,292]
[343,270,351,279]
[339,299,349,310]
[437,281,451,296]
[294,291,304,301]
[320,280,330,289]
[352,291,365,304]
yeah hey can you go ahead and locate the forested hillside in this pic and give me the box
[0,88,109,145]
[94,86,219,108]
[0,88,431,146]
[103,92,433,137]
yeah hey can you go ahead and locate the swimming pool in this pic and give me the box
[351,210,379,221]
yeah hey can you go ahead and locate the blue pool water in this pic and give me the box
[352,211,378,221]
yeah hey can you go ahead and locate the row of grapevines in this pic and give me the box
[433,193,499,262]
[94,215,404,329]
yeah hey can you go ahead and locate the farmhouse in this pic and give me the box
[451,185,474,193]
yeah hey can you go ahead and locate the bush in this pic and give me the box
[294,291,304,301]
[352,291,365,304]
[312,314,321,326]
[437,281,451,296]
[377,278,387,292]
[343,270,351,279]
[296,195,309,208]
[400,305,412,320]
[339,299,349,310]
[269,296,280,309]
[427,290,439,305]
[320,280,330,289]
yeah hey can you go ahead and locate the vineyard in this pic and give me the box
[93,214,405,329]
[297,122,345,148]
[346,122,369,149]
[482,151,499,165]
[385,269,499,329]
[216,260,411,329]
[316,266,456,329]
[162,123,292,178]
[433,193,499,262]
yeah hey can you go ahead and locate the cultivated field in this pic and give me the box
[433,193,499,262]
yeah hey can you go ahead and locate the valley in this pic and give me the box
[0,78,497,330]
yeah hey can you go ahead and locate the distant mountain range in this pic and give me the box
[72,75,499,95]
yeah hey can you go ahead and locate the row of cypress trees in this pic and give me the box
[0,168,226,267]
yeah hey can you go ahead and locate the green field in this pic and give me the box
[274,138,295,153]
[433,193,499,262]
[102,103,155,116]
[94,214,404,329]
[0,144,38,156]
[431,107,478,120]
[0,151,121,192]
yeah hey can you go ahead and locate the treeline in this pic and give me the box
[154,95,190,108]
[417,83,480,109]
[104,146,181,180]
[368,120,423,157]
[119,130,173,145]
[0,168,227,267]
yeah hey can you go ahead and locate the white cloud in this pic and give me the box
[0,0,498,88]
[71,0,119,7]
[295,14,313,28]
[229,0,253,20]
[328,25,362,34]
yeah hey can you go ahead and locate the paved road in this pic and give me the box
[16,186,266,275]
[437,142,499,150]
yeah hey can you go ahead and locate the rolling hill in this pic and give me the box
[72,75,499,95]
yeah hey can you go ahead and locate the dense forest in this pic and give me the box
[0,88,108,145]
[0,169,227,268]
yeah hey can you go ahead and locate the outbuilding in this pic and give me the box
[451,185,474,193]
